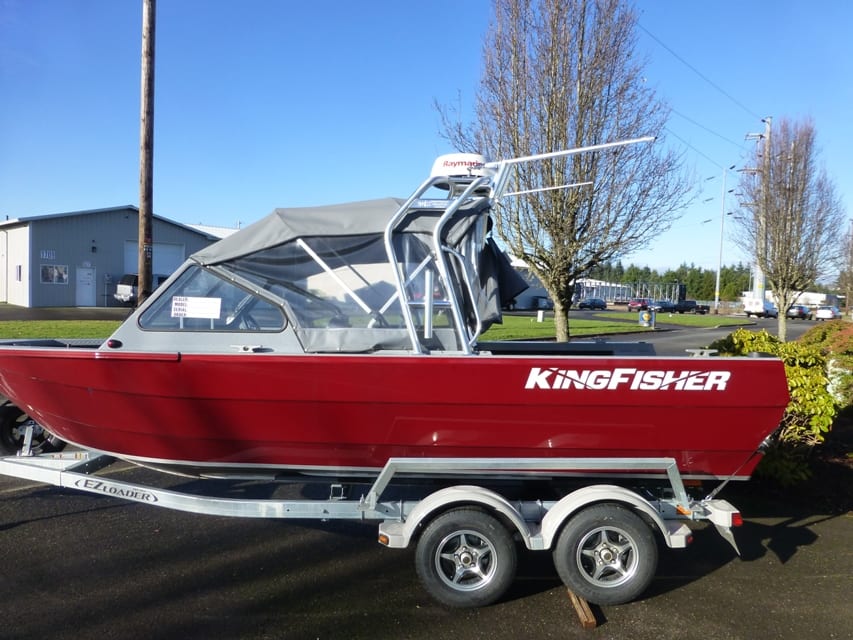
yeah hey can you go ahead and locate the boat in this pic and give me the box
[0,139,789,483]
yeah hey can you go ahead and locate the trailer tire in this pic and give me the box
[415,508,516,608]
[0,406,66,456]
[552,503,657,605]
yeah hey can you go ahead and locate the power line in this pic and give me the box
[663,126,728,170]
[670,108,745,150]
[639,23,764,121]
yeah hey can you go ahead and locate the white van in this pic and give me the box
[744,298,778,318]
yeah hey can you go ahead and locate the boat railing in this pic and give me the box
[382,136,657,355]
[429,175,492,352]
[383,174,491,355]
[486,136,655,202]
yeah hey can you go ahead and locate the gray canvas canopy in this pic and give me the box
[193,198,411,266]
[176,195,526,353]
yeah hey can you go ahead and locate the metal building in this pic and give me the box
[0,206,220,308]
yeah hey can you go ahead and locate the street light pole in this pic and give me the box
[714,165,736,312]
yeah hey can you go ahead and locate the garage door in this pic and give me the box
[123,241,185,275]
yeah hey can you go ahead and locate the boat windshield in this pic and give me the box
[137,266,286,332]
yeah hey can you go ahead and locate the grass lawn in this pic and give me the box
[479,311,751,341]
[604,311,751,328]
[0,311,751,341]
[0,320,123,339]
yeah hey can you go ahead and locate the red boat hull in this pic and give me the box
[0,348,789,480]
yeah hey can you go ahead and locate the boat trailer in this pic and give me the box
[0,448,744,610]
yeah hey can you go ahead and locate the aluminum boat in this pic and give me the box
[0,140,789,481]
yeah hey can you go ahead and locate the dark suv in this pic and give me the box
[578,297,606,310]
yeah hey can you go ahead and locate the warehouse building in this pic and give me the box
[0,206,220,308]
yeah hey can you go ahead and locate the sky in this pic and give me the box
[1,1,851,274]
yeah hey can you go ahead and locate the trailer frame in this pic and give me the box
[0,448,744,607]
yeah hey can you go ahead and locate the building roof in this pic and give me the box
[187,223,241,239]
[0,205,219,240]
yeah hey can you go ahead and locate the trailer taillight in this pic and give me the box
[731,512,743,527]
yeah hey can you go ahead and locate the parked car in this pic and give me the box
[114,273,169,304]
[786,304,813,320]
[650,300,676,313]
[673,300,709,314]
[577,297,606,310]
[649,300,675,313]
[815,305,842,321]
[627,298,652,311]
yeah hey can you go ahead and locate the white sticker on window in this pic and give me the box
[171,296,222,319]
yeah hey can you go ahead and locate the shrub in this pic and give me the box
[707,328,836,485]
[798,320,853,407]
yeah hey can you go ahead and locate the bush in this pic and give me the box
[707,328,836,485]
[798,320,853,407]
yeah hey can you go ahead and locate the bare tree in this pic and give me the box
[438,0,691,340]
[837,221,853,312]
[735,116,845,341]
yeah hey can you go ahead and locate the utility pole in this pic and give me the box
[137,0,156,306]
[759,117,772,304]
[713,164,736,312]
[745,117,772,304]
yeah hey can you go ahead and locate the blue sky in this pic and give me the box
[2,1,851,273]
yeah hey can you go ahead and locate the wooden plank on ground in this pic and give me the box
[566,589,598,629]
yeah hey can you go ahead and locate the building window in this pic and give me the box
[40,264,69,284]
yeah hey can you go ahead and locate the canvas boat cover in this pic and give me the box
[182,197,526,353]
[193,198,428,266]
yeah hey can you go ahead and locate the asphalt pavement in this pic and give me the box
[0,465,850,640]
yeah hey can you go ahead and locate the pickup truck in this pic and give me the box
[673,300,709,314]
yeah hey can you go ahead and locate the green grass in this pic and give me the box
[604,311,751,328]
[0,320,122,339]
[0,311,751,341]
[480,315,648,340]
[480,311,751,341]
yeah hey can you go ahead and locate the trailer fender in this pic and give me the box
[538,485,684,551]
[379,485,536,549]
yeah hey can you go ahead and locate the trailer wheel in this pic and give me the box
[553,504,657,605]
[415,508,516,608]
[0,406,66,456]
